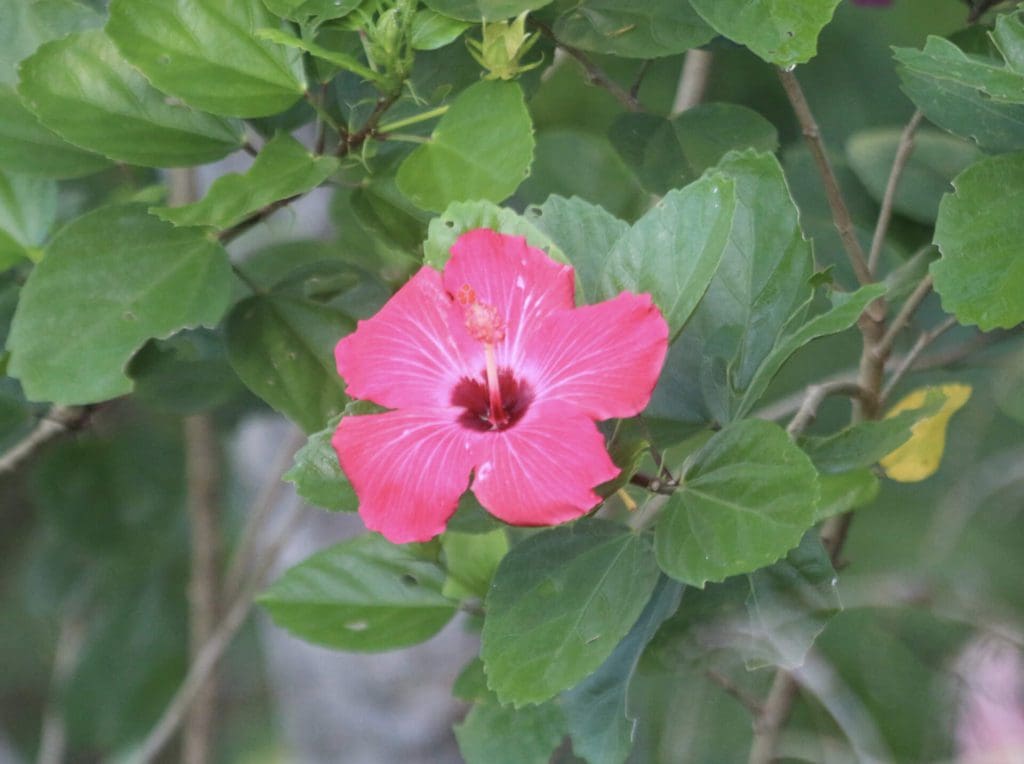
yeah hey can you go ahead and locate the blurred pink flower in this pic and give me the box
[333,229,668,543]
[956,637,1024,763]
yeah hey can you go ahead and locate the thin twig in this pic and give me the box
[875,274,934,357]
[672,49,714,115]
[223,427,306,600]
[707,669,764,717]
[867,111,924,276]
[629,471,677,495]
[218,93,399,245]
[629,59,653,101]
[777,69,873,290]
[183,415,223,764]
[217,194,304,244]
[133,494,308,764]
[36,600,88,764]
[786,381,872,437]
[534,21,642,112]
[880,315,959,403]
[0,405,92,475]
[748,670,801,764]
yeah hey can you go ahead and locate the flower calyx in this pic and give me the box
[467,11,544,81]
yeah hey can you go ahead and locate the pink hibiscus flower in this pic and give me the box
[332,229,669,543]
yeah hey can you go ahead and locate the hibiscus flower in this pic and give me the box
[332,229,669,543]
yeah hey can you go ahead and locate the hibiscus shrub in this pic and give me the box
[2,0,1023,761]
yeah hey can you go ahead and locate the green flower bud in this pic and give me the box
[467,11,543,81]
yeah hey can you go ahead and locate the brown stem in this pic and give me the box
[867,111,924,276]
[534,21,642,112]
[786,381,873,437]
[672,49,714,115]
[748,670,801,764]
[183,415,223,764]
[777,69,874,291]
[876,274,934,357]
[880,315,959,403]
[0,405,94,476]
[135,494,308,763]
[630,471,678,495]
[707,669,764,717]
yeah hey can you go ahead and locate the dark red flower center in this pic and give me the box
[451,368,533,431]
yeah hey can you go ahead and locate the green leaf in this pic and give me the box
[455,700,567,764]
[846,127,981,225]
[420,0,553,22]
[814,469,878,523]
[688,0,841,69]
[610,104,778,196]
[482,519,660,706]
[894,37,1024,154]
[263,0,363,24]
[423,199,566,270]
[7,205,233,404]
[737,284,886,417]
[283,415,357,511]
[225,294,352,432]
[0,86,111,179]
[0,0,103,85]
[441,528,509,600]
[654,419,819,587]
[525,195,628,305]
[397,80,535,213]
[350,170,430,254]
[552,0,715,59]
[932,151,1024,330]
[600,173,736,338]
[645,150,813,426]
[152,134,338,230]
[563,576,682,764]
[18,30,244,167]
[742,532,840,670]
[259,534,458,651]
[801,389,946,474]
[254,27,381,84]
[106,0,306,118]
[412,9,472,50]
[127,329,243,414]
[516,129,647,221]
[0,170,55,269]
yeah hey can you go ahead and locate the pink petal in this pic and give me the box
[335,267,481,409]
[442,229,575,368]
[470,399,620,526]
[523,292,668,420]
[333,407,479,543]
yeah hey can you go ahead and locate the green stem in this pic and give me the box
[376,105,449,133]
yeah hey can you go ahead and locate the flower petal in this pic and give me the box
[333,408,479,543]
[470,399,619,526]
[335,267,480,409]
[524,292,669,420]
[442,229,575,368]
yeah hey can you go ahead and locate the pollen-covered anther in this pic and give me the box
[459,285,506,344]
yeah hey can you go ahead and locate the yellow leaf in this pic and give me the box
[880,383,972,482]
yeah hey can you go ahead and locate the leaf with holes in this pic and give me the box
[7,205,233,404]
[259,534,457,651]
[225,294,352,433]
